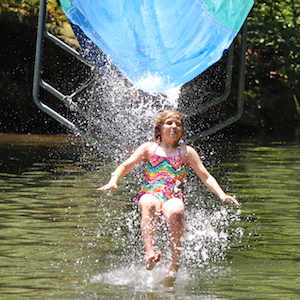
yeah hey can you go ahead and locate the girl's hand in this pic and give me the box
[220,194,240,206]
[97,183,118,191]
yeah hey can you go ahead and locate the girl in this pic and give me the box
[98,110,239,282]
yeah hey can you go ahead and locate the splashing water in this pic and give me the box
[90,195,242,289]
[183,205,243,267]
[75,60,243,288]
[76,62,181,158]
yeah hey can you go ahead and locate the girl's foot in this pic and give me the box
[146,253,161,270]
[158,271,177,286]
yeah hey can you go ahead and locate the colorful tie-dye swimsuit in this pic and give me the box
[136,144,187,203]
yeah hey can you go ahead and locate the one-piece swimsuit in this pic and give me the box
[136,144,187,203]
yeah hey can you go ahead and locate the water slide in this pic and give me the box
[59,0,254,93]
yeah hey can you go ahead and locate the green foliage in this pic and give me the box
[0,0,67,24]
[0,0,40,16]
[245,0,300,127]
[248,0,299,84]
[0,0,76,45]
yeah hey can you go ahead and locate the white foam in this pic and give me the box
[135,74,165,93]
[164,86,181,108]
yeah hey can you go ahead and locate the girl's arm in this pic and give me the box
[97,142,151,191]
[186,146,240,206]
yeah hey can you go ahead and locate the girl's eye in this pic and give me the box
[165,121,182,126]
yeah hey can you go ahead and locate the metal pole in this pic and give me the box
[189,22,247,142]
[32,0,117,157]
[187,43,234,117]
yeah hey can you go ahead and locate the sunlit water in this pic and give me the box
[0,132,299,299]
[77,66,182,156]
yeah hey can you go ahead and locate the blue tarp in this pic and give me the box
[60,0,254,93]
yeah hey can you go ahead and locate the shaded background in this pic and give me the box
[0,0,299,135]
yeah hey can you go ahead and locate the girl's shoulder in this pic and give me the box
[181,144,198,153]
[180,144,200,164]
[137,142,157,158]
[140,141,157,150]
[179,144,193,155]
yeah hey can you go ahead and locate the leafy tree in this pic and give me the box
[246,0,300,128]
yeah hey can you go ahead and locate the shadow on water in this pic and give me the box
[0,130,299,299]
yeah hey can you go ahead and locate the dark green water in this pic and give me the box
[0,132,299,299]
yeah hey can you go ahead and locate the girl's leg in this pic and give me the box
[161,198,185,278]
[138,194,162,270]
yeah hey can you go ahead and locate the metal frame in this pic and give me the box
[188,23,248,142]
[32,0,247,152]
[32,0,116,156]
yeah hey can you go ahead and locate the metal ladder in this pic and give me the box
[186,24,247,142]
[32,0,247,154]
[32,0,117,157]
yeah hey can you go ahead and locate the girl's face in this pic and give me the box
[160,114,183,141]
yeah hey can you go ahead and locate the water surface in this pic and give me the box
[0,133,299,299]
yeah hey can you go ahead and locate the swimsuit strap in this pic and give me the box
[153,144,182,158]
[153,143,160,155]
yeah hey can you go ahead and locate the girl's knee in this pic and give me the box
[162,198,184,220]
[139,195,162,213]
[170,209,184,221]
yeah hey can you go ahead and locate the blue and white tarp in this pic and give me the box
[59,0,254,93]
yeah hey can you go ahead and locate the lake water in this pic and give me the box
[0,131,299,299]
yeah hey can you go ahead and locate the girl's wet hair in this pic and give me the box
[154,110,185,142]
